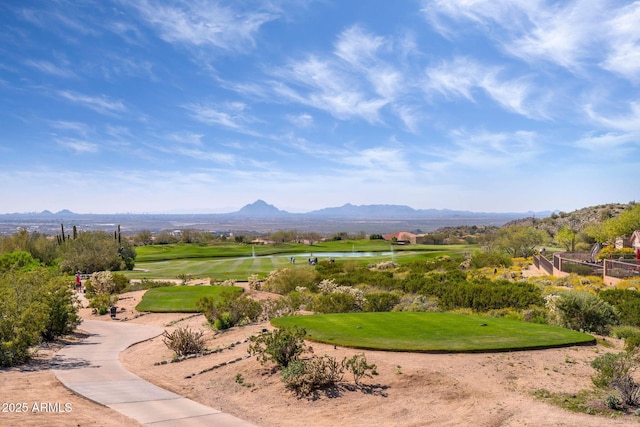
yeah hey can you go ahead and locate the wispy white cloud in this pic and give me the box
[130,1,279,52]
[274,55,389,123]
[183,101,259,132]
[58,90,127,115]
[429,129,540,171]
[25,59,75,78]
[49,120,91,136]
[424,57,540,118]
[586,102,640,133]
[286,113,314,128]
[422,0,629,76]
[506,0,604,71]
[55,137,98,153]
[341,146,410,173]
[601,2,640,82]
[578,102,640,153]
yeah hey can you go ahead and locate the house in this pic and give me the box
[631,230,640,255]
[384,231,430,245]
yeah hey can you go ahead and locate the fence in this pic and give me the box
[533,254,554,275]
[533,251,639,283]
[605,259,640,280]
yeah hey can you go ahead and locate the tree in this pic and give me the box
[554,226,576,251]
[58,231,136,274]
[132,230,153,246]
[0,259,80,365]
[496,226,547,258]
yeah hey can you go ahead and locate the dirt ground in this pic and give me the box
[2,281,640,427]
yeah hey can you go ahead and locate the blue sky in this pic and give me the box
[1,1,638,214]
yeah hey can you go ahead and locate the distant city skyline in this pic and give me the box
[1,1,638,214]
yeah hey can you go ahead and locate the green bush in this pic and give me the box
[111,272,130,293]
[248,326,309,368]
[0,265,78,366]
[310,293,358,313]
[198,292,262,330]
[363,292,401,312]
[469,250,513,268]
[599,289,640,327]
[89,293,116,315]
[41,277,81,341]
[548,291,617,335]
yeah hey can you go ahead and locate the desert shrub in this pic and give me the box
[420,277,542,312]
[591,352,640,407]
[262,268,318,294]
[625,334,640,353]
[392,295,440,312]
[87,271,117,296]
[363,292,401,312]
[522,306,548,324]
[0,266,78,366]
[343,353,378,385]
[486,308,525,321]
[198,292,262,330]
[599,289,640,327]
[469,250,513,268]
[0,251,40,271]
[110,272,130,293]
[281,355,343,396]
[248,274,261,290]
[612,327,640,352]
[124,278,176,292]
[41,277,81,341]
[89,293,116,315]
[310,292,358,313]
[248,326,309,368]
[262,290,313,319]
[546,291,617,334]
[611,326,640,340]
[162,327,206,357]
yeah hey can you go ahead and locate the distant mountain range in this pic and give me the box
[3,199,553,220]
[0,200,558,234]
[229,199,552,219]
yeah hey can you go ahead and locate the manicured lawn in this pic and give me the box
[126,241,472,281]
[135,285,242,313]
[271,312,595,352]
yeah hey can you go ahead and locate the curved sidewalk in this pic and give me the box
[52,319,257,427]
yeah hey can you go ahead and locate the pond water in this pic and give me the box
[273,251,393,258]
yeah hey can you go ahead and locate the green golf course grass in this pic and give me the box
[135,285,242,312]
[271,312,596,352]
[126,241,470,281]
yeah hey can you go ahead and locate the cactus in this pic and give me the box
[61,224,66,242]
[73,225,77,240]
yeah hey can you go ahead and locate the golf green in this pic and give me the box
[135,285,242,313]
[271,312,595,352]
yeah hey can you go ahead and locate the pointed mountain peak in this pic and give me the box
[236,200,289,217]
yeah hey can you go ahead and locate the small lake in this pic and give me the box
[274,251,393,258]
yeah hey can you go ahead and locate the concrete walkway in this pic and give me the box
[52,319,257,427]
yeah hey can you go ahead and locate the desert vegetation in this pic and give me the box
[1,201,640,421]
